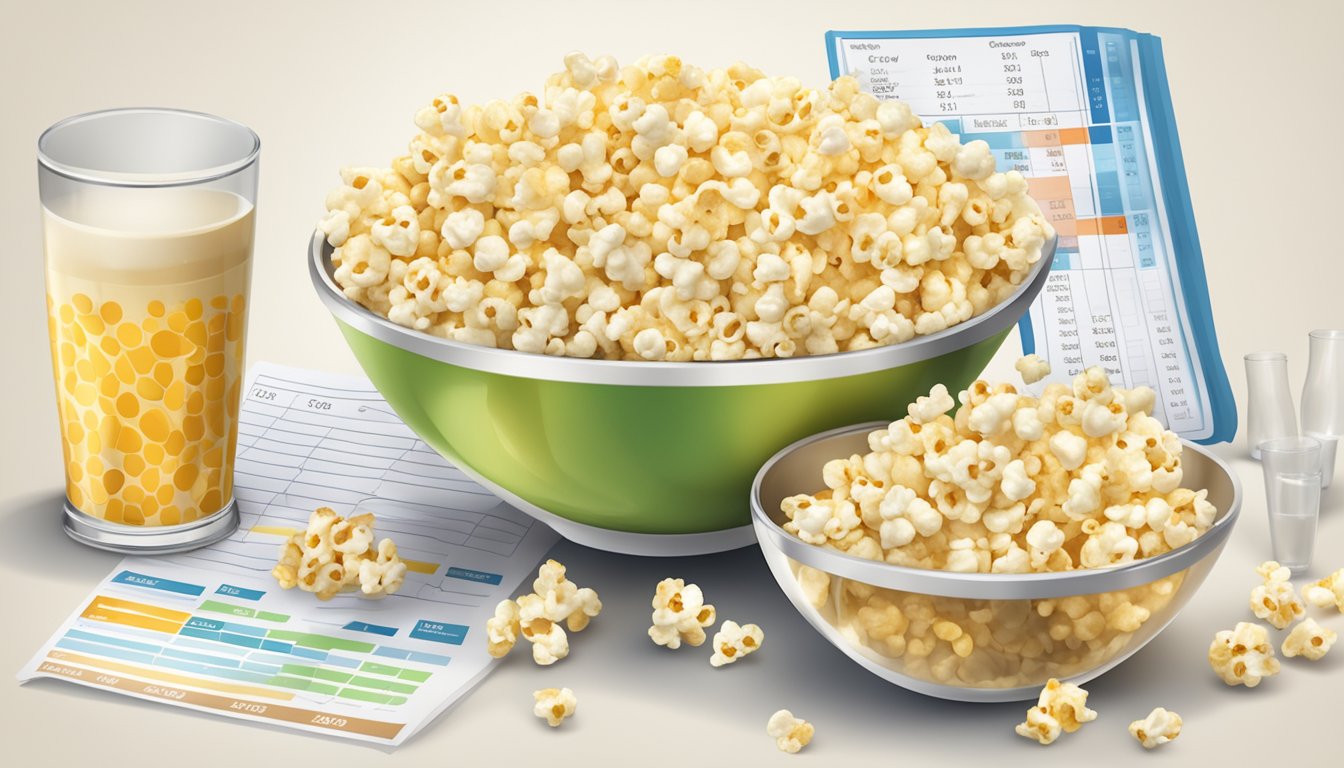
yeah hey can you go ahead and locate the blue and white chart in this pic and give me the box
[828,26,1235,443]
[21,362,558,746]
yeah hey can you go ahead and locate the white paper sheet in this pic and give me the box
[19,362,558,746]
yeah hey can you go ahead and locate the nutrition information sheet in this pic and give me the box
[829,27,1226,441]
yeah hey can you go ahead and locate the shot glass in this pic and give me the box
[1305,431,1338,489]
[1260,436,1323,575]
[39,108,259,552]
[1244,352,1297,459]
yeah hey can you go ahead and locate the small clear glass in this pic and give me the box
[1302,329,1344,437]
[1306,431,1338,489]
[1245,352,1297,459]
[1260,436,1322,575]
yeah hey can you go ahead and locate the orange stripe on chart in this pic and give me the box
[37,658,401,739]
[80,606,184,634]
[1058,127,1089,145]
[87,594,192,623]
[1026,176,1072,200]
[1075,216,1129,236]
[47,649,296,701]
[403,560,437,575]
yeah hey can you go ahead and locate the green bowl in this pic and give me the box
[309,233,1055,555]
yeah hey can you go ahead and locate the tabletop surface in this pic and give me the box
[2,1,1342,764]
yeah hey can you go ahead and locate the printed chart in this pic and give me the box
[21,363,558,746]
[829,27,1233,441]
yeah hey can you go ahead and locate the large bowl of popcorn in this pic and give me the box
[309,53,1057,555]
[750,371,1241,701]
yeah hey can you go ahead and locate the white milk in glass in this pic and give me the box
[43,185,253,526]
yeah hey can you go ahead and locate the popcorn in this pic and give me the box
[323,54,1053,361]
[1281,617,1337,661]
[649,578,716,649]
[271,507,407,600]
[766,709,814,754]
[710,620,764,667]
[486,559,601,665]
[1129,707,1182,749]
[533,687,577,727]
[1014,679,1097,745]
[1250,561,1305,629]
[1209,622,1280,687]
[1302,568,1344,612]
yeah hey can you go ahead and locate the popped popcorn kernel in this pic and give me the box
[1129,707,1182,749]
[649,577,716,649]
[1281,617,1337,661]
[533,687,577,727]
[486,559,601,665]
[710,620,764,667]
[322,55,1054,361]
[1015,678,1097,745]
[1208,622,1280,687]
[1302,568,1344,612]
[766,709,814,754]
[1015,354,1051,385]
[1250,561,1305,629]
[271,507,407,600]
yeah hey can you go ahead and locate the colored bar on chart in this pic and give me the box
[281,663,354,684]
[111,571,205,597]
[406,651,452,666]
[409,620,468,645]
[337,687,407,705]
[200,600,257,618]
[256,611,289,623]
[46,649,294,701]
[404,560,438,575]
[445,567,502,586]
[265,630,376,653]
[37,660,402,739]
[65,628,162,654]
[347,675,418,695]
[1075,216,1129,236]
[343,621,398,637]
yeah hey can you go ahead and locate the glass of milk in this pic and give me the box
[38,109,259,552]
[1259,436,1324,575]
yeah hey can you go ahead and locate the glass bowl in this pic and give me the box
[751,422,1241,702]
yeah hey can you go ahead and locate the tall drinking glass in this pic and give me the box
[1302,329,1344,437]
[1244,352,1296,459]
[39,108,259,552]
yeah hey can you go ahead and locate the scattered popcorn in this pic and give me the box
[649,578,716,648]
[1129,707,1182,749]
[533,687,577,727]
[486,559,601,665]
[1250,561,1305,629]
[766,709,814,754]
[322,54,1054,360]
[1014,678,1097,745]
[271,507,407,600]
[1281,617,1337,661]
[710,620,765,667]
[1015,354,1051,385]
[1302,568,1344,612]
[1208,622,1280,687]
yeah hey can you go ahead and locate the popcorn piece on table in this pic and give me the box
[1014,678,1098,745]
[766,709,814,754]
[533,687,577,727]
[710,620,764,667]
[1129,707,1182,749]
[1281,617,1337,661]
[649,578,716,649]
[1302,568,1344,612]
[1015,354,1051,385]
[1208,622,1280,687]
[1250,561,1305,629]
[271,507,407,600]
[485,559,601,665]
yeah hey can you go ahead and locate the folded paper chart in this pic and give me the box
[827,25,1235,443]
[20,362,558,746]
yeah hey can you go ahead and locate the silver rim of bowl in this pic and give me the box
[309,232,1056,387]
[750,421,1242,600]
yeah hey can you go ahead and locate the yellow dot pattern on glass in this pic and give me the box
[49,293,246,526]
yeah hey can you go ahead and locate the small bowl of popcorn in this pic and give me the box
[309,53,1056,555]
[750,367,1242,702]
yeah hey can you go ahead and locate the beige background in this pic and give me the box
[2,0,1342,763]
